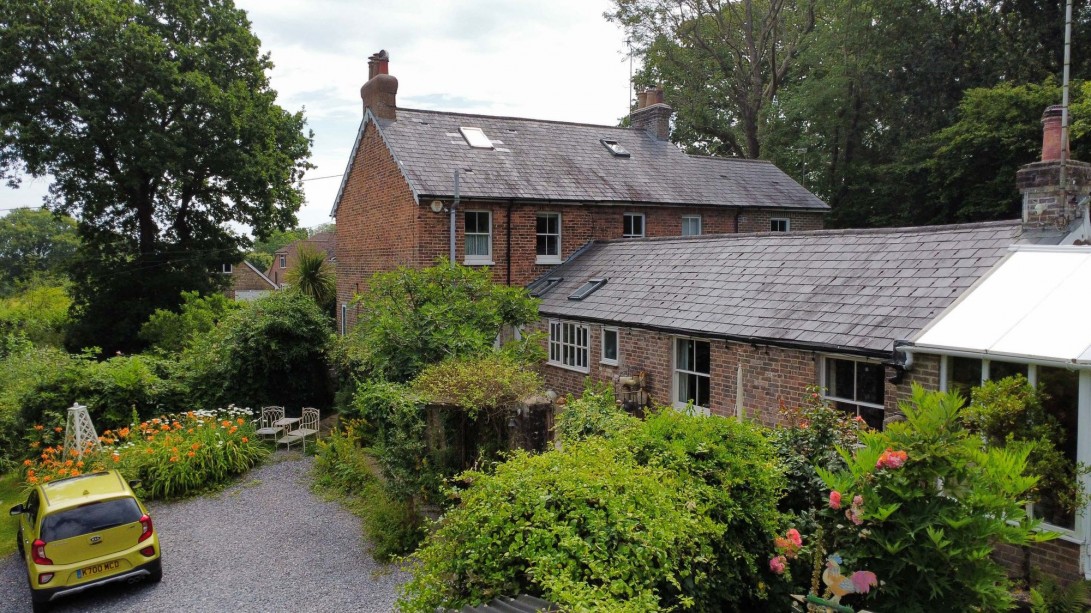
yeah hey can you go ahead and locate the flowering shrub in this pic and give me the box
[814,384,1053,612]
[22,405,266,499]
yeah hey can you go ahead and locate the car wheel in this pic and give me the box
[147,559,163,583]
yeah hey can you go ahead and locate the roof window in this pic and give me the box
[601,139,630,158]
[530,277,563,298]
[459,127,493,149]
[568,278,607,301]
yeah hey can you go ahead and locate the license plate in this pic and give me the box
[76,560,120,579]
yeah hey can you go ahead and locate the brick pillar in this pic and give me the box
[361,50,398,120]
[630,87,672,140]
[1016,106,1091,234]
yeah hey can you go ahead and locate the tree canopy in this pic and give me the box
[0,0,313,352]
[0,208,78,295]
[615,0,1091,227]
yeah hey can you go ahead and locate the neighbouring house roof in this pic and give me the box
[240,261,277,290]
[913,246,1091,365]
[331,108,828,216]
[531,220,1026,357]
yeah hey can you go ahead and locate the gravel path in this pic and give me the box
[0,453,409,612]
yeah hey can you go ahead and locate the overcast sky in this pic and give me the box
[0,0,634,231]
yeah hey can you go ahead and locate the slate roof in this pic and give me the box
[333,108,828,213]
[531,220,1025,356]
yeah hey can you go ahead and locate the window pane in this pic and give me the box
[1036,366,1079,529]
[677,339,692,371]
[989,361,1027,382]
[858,405,885,430]
[856,362,885,405]
[695,341,710,374]
[948,357,982,405]
[826,359,854,400]
[43,498,143,541]
[678,372,695,404]
[536,215,549,234]
[537,235,558,256]
[603,329,618,361]
[697,374,710,407]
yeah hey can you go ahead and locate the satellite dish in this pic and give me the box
[430,200,444,213]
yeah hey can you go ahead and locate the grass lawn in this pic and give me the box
[0,470,23,557]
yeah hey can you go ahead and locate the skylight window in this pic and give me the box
[601,139,630,158]
[530,277,563,298]
[459,127,493,149]
[568,278,607,301]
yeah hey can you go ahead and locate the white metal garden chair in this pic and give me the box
[276,407,319,452]
[253,406,285,441]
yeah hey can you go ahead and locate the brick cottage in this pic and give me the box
[331,51,828,333]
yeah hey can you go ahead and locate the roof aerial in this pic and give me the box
[459,126,493,149]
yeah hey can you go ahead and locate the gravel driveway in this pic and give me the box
[0,454,408,612]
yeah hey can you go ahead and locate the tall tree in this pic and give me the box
[610,0,818,158]
[0,208,78,295]
[0,0,312,352]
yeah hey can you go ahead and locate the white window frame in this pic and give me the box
[536,212,562,264]
[464,210,493,265]
[340,304,347,336]
[601,326,619,366]
[939,355,1087,541]
[673,337,711,416]
[279,254,287,268]
[820,355,886,428]
[623,212,645,238]
[681,215,702,236]
[548,320,590,373]
[770,218,791,232]
[220,263,233,274]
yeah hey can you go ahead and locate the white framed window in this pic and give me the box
[822,356,885,430]
[601,327,619,365]
[536,212,561,264]
[548,320,589,373]
[682,215,702,236]
[623,212,645,238]
[674,338,711,415]
[941,356,1077,532]
[464,211,492,264]
[279,254,287,268]
[340,304,347,336]
[770,218,790,232]
[220,263,233,274]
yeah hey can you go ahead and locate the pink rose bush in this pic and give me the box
[876,448,908,470]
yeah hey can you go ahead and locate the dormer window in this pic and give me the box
[601,139,630,157]
[569,278,607,301]
[459,127,493,149]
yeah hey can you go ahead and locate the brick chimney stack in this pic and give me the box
[630,87,672,140]
[1017,105,1091,235]
[361,50,398,120]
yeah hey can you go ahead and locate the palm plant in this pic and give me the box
[286,246,335,312]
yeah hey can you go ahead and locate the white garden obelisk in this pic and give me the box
[63,403,102,459]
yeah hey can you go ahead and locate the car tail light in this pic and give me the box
[138,514,153,543]
[140,546,155,557]
[38,572,54,584]
[32,539,52,565]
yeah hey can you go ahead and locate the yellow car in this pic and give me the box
[9,470,162,612]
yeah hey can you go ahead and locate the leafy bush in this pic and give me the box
[16,352,187,433]
[139,290,240,354]
[412,354,542,417]
[399,439,720,613]
[0,345,72,469]
[341,261,541,383]
[183,291,333,411]
[401,408,786,612]
[554,382,636,445]
[0,282,71,347]
[816,385,1053,612]
[963,375,1088,522]
[770,386,862,516]
[286,246,336,312]
[314,423,425,560]
[22,406,266,499]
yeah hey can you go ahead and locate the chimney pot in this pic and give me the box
[630,86,672,140]
[1041,104,1065,162]
[636,90,648,109]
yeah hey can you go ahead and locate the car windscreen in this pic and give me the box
[41,498,143,541]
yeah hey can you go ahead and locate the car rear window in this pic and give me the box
[41,498,143,541]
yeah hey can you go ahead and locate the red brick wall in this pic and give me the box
[994,539,1083,586]
[334,122,420,330]
[223,264,274,300]
[738,209,825,233]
